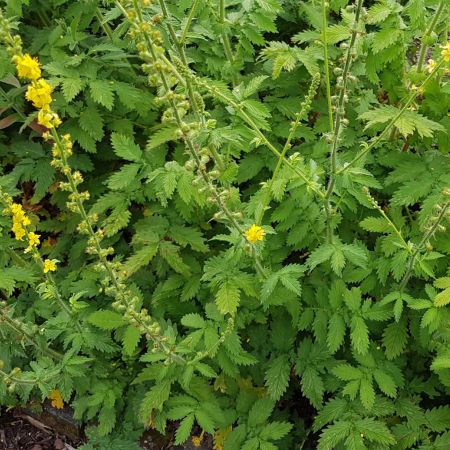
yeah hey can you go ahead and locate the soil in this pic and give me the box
[0,406,213,450]
[0,408,80,450]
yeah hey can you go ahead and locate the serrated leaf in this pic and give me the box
[327,313,346,353]
[333,364,363,381]
[111,133,142,162]
[350,316,369,354]
[265,355,290,400]
[260,421,293,441]
[90,79,115,110]
[359,377,375,410]
[216,281,240,315]
[175,413,195,444]
[88,310,126,330]
[123,325,141,355]
[181,314,206,329]
[373,369,397,398]
[61,78,84,102]
[147,126,179,150]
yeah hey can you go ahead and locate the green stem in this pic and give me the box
[416,1,445,72]
[96,8,114,42]
[0,310,63,360]
[180,0,201,44]
[399,201,449,292]
[219,0,238,86]
[0,368,38,385]
[257,76,319,224]
[338,59,444,173]
[52,128,185,364]
[321,0,333,133]
[156,0,225,170]
[127,0,265,278]
[324,0,364,243]
[188,73,325,198]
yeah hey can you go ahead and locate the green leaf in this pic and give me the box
[383,320,408,359]
[372,28,402,53]
[181,314,206,329]
[260,421,293,441]
[216,281,240,315]
[360,105,445,138]
[61,78,84,102]
[359,377,375,410]
[147,125,179,149]
[332,364,363,381]
[90,79,115,110]
[139,380,172,423]
[434,287,450,307]
[175,413,195,444]
[350,316,369,354]
[122,326,141,355]
[327,313,346,353]
[79,105,104,141]
[124,242,159,275]
[107,163,141,190]
[373,369,397,398]
[88,310,126,330]
[307,244,334,270]
[111,133,142,162]
[359,217,391,233]
[300,366,324,409]
[265,355,290,400]
[248,397,275,427]
[425,406,450,432]
[354,418,396,445]
[318,421,352,450]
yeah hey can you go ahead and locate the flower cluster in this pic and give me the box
[441,41,450,63]
[9,49,62,129]
[13,53,41,80]
[9,203,42,254]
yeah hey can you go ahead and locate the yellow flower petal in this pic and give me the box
[245,224,265,244]
[49,389,64,409]
[14,54,41,80]
[43,259,57,273]
[25,79,53,109]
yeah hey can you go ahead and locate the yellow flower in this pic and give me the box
[37,107,61,129]
[25,79,53,109]
[12,223,26,240]
[441,42,450,62]
[213,426,232,450]
[192,431,205,447]
[14,54,41,80]
[27,232,40,249]
[21,215,31,226]
[245,224,265,244]
[43,259,57,273]
[49,389,64,409]
[10,203,24,216]
[426,58,436,73]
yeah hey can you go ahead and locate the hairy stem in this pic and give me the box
[180,0,201,44]
[416,1,445,72]
[324,0,364,243]
[321,0,333,133]
[338,59,444,173]
[219,0,238,86]
[399,201,449,292]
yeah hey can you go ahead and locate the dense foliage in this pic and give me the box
[0,0,449,448]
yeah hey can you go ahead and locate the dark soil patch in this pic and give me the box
[0,407,80,450]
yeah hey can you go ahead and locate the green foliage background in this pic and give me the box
[0,0,449,448]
